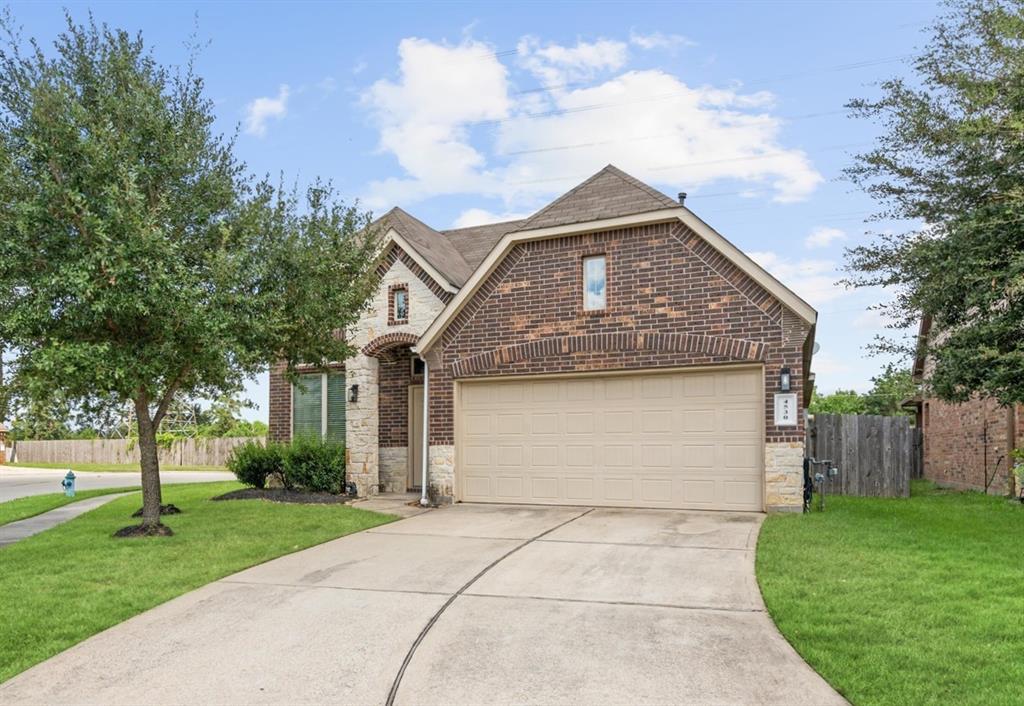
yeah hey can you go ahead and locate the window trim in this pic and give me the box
[291,370,345,441]
[582,253,608,313]
[389,283,409,325]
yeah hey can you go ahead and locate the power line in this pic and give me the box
[470,54,911,129]
[499,109,848,158]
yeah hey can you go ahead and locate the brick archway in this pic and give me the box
[450,332,767,377]
[362,332,419,358]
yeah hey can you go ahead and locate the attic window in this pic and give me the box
[390,284,409,325]
[583,255,606,311]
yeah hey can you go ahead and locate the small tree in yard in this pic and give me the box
[0,16,380,536]
[845,0,1024,407]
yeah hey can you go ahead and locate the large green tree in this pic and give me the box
[844,0,1024,406]
[0,16,380,535]
[861,363,918,417]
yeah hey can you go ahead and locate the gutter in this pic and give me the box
[420,359,430,507]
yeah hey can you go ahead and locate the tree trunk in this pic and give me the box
[134,394,164,529]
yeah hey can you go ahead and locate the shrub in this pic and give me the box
[226,440,283,489]
[282,436,346,493]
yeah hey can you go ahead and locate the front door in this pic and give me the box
[408,385,424,489]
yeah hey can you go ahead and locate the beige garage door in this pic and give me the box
[457,367,764,511]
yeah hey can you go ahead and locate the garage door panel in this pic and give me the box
[565,412,594,434]
[565,445,593,467]
[531,413,559,434]
[532,382,561,403]
[604,411,634,433]
[603,478,634,501]
[497,445,523,467]
[564,477,594,500]
[458,368,763,511]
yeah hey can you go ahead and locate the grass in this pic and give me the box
[0,487,140,527]
[757,480,1023,706]
[0,481,395,683]
[6,461,226,472]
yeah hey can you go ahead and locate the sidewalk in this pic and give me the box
[0,493,134,547]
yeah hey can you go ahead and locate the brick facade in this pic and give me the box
[267,360,291,443]
[922,395,1020,495]
[430,222,809,447]
[267,167,819,509]
[379,346,423,447]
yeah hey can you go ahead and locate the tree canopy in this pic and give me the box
[844,0,1024,406]
[810,364,918,418]
[0,14,380,533]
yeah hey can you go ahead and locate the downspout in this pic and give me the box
[420,359,430,507]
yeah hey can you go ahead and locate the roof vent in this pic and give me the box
[677,192,687,205]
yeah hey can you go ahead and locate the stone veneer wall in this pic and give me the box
[380,447,408,493]
[428,445,455,503]
[765,441,804,512]
[429,221,811,510]
[343,251,446,497]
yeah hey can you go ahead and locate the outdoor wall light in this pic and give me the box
[779,367,792,392]
[348,384,359,403]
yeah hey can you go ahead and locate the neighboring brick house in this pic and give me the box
[913,316,1021,495]
[269,166,819,512]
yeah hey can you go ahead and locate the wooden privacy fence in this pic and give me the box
[805,414,921,497]
[12,437,262,468]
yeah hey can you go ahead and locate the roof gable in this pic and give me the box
[379,207,474,287]
[513,165,680,232]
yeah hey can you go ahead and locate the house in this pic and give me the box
[268,166,818,512]
[912,316,1021,495]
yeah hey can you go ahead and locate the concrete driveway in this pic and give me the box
[0,466,235,502]
[0,503,845,706]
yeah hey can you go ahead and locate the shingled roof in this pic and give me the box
[512,165,680,232]
[441,219,525,270]
[381,165,681,289]
[379,207,474,287]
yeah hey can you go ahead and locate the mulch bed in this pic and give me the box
[113,523,174,538]
[131,504,182,518]
[211,488,354,505]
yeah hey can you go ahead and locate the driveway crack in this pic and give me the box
[384,507,595,706]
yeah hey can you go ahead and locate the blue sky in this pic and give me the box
[9,1,940,422]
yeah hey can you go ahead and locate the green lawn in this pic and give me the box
[757,480,1023,706]
[0,487,140,527]
[6,461,225,472]
[0,481,395,683]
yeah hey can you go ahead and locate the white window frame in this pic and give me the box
[582,254,607,311]
[291,372,342,440]
[393,287,409,321]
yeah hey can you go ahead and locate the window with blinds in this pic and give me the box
[292,371,346,443]
[292,373,323,440]
[326,373,346,443]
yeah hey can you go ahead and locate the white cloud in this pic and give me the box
[360,35,822,209]
[804,226,846,249]
[749,251,849,305]
[629,31,695,50]
[361,37,511,209]
[452,208,530,228]
[518,37,629,88]
[244,84,290,137]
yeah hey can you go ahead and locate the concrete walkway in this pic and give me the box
[0,492,135,547]
[0,466,234,502]
[0,504,846,705]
